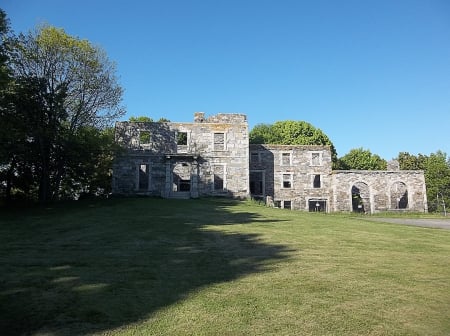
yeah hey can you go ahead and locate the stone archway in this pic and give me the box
[390,181,408,209]
[351,182,370,213]
[172,162,191,192]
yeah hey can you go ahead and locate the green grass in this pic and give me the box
[1,198,449,336]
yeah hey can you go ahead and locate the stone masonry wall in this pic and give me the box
[113,112,427,213]
[250,144,333,210]
[331,170,428,213]
[113,113,249,198]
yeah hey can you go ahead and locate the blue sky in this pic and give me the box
[3,0,450,160]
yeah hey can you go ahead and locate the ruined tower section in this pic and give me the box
[249,144,333,211]
[112,113,249,199]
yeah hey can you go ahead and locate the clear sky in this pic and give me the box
[3,0,450,160]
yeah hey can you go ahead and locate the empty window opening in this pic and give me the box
[391,182,408,209]
[352,182,369,212]
[282,174,292,188]
[274,200,282,208]
[139,164,149,190]
[313,174,321,188]
[177,132,188,145]
[281,153,291,166]
[308,200,326,212]
[139,131,151,144]
[311,152,321,166]
[214,133,225,151]
[283,201,292,209]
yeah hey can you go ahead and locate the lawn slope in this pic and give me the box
[1,198,449,335]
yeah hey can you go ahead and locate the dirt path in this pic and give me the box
[365,217,450,230]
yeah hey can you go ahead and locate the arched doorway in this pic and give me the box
[352,182,370,213]
[172,162,191,193]
[390,181,408,209]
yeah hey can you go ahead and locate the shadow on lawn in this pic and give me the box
[0,198,291,335]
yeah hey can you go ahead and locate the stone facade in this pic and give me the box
[331,170,427,213]
[113,112,428,213]
[113,112,249,199]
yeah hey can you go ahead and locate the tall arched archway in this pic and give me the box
[390,181,408,209]
[351,182,370,213]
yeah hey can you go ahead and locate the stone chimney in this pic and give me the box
[387,160,400,171]
[194,112,205,123]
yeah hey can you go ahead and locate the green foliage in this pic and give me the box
[0,19,125,203]
[129,116,153,122]
[128,116,170,123]
[336,147,387,170]
[249,120,337,162]
[397,151,450,213]
[397,152,427,170]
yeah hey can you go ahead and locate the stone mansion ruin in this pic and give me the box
[113,112,428,213]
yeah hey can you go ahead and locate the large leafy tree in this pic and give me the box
[336,147,387,170]
[398,151,450,213]
[250,120,337,162]
[3,24,124,202]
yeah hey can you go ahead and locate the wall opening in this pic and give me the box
[172,162,191,192]
[139,131,151,144]
[213,132,225,151]
[213,165,225,191]
[313,174,321,188]
[352,182,370,212]
[250,171,264,196]
[177,132,188,145]
[138,164,149,190]
[309,199,326,212]
[391,182,408,209]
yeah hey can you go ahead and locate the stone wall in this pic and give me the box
[113,112,427,213]
[113,113,249,198]
[250,144,333,210]
[331,170,428,213]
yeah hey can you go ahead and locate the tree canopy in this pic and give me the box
[0,19,124,203]
[336,147,387,170]
[250,120,337,161]
[397,151,450,213]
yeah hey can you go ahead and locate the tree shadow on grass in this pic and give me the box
[0,198,291,335]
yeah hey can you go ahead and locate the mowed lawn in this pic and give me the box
[1,198,449,336]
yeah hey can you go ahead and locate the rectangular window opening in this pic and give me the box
[213,165,225,190]
[311,152,321,166]
[139,164,149,190]
[282,174,292,188]
[281,153,291,166]
[309,200,327,212]
[283,201,292,209]
[177,132,188,145]
[313,174,321,188]
[139,131,151,144]
[214,133,225,151]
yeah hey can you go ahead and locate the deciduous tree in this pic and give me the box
[250,120,337,162]
[336,148,387,170]
[4,24,124,202]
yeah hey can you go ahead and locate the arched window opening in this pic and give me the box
[391,182,408,209]
[352,182,370,213]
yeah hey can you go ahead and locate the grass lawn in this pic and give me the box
[1,198,449,336]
